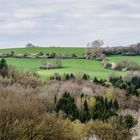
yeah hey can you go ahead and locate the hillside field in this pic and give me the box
[0,47,84,56]
[0,47,140,79]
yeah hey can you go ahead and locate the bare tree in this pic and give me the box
[90,40,104,48]
[86,40,104,59]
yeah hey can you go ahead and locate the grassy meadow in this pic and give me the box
[108,55,140,64]
[0,47,140,79]
[0,47,84,56]
[5,58,122,79]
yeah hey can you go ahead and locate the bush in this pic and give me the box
[115,60,140,71]
[119,115,137,129]
[40,59,63,69]
[0,59,8,78]
[92,96,118,120]
[86,119,131,140]
[56,92,79,120]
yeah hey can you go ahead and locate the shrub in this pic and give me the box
[56,92,79,120]
[119,115,137,129]
[40,59,63,69]
[0,59,8,78]
[115,60,140,71]
[92,96,118,120]
[86,119,131,140]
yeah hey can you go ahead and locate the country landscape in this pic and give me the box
[0,41,140,140]
[0,0,140,140]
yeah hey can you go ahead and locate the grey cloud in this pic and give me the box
[0,0,140,48]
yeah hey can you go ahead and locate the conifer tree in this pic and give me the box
[83,100,90,121]
[56,92,79,120]
[0,59,8,78]
[93,77,98,83]
[65,74,70,80]
[83,74,87,80]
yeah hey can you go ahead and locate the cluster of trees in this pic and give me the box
[92,96,119,120]
[103,43,140,56]
[25,43,39,48]
[0,59,43,88]
[0,59,139,139]
[85,40,105,60]
[57,92,119,120]
[0,71,135,140]
[85,40,140,61]
[109,75,140,96]
[56,92,79,121]
[102,59,140,71]
[55,92,136,132]
[49,70,140,98]
[50,73,90,81]
[115,60,140,71]
[0,51,81,59]
[40,59,63,69]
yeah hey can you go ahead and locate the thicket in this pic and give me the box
[115,60,140,71]
[0,59,139,139]
[85,41,140,61]
[109,75,140,96]
[40,59,63,69]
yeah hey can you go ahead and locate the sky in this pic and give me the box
[0,0,140,48]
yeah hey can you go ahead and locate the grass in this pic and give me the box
[107,55,140,64]
[5,58,123,79]
[0,47,84,56]
[1,47,139,79]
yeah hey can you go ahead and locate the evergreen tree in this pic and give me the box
[123,115,136,129]
[80,93,84,99]
[54,94,57,104]
[0,59,8,78]
[113,99,119,110]
[56,92,79,120]
[83,74,88,80]
[65,74,70,80]
[82,100,90,122]
[70,73,75,79]
[93,77,98,83]
[119,115,136,129]
[99,79,103,84]
[92,96,117,120]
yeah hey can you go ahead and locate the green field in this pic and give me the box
[3,57,132,79]
[0,47,84,56]
[0,47,140,79]
[107,55,140,64]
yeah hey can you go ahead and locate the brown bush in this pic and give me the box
[115,60,140,71]
[0,88,74,140]
[86,119,131,140]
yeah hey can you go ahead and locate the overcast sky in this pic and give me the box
[0,0,140,48]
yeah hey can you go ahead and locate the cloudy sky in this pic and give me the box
[0,0,140,48]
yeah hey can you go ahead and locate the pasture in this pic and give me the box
[0,47,84,56]
[0,47,139,79]
[4,57,122,79]
[108,55,140,64]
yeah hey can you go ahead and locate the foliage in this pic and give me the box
[103,43,140,56]
[115,60,140,71]
[56,92,79,120]
[119,115,137,129]
[83,73,90,80]
[86,119,131,140]
[81,100,90,122]
[109,74,140,96]
[0,58,139,139]
[40,59,63,69]
[92,96,119,120]
[85,40,104,59]
[0,59,8,78]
